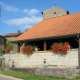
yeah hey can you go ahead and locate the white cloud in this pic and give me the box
[3,16,43,29]
[4,16,42,26]
[20,25,32,30]
[23,9,28,13]
[0,1,19,12]
[28,9,39,15]
[31,16,43,23]
[5,6,19,12]
[1,1,42,30]
[22,8,39,15]
[0,1,39,15]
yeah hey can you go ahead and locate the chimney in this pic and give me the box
[17,30,20,34]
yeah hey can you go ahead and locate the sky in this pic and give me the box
[0,0,80,35]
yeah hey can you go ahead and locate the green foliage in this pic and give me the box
[6,41,14,51]
[30,44,38,51]
[0,49,5,56]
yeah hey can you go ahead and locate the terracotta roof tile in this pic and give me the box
[4,33,22,37]
[14,12,80,41]
[4,33,20,37]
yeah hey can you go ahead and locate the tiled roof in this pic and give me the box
[14,12,80,41]
[4,33,20,37]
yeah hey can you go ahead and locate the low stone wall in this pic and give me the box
[35,68,76,78]
[3,49,78,68]
[9,67,80,78]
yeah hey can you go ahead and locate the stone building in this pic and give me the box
[42,6,69,19]
[9,6,80,68]
[4,30,22,42]
[4,30,22,53]
[0,35,6,50]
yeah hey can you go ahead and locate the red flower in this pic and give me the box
[4,47,10,53]
[21,45,33,55]
[50,42,70,54]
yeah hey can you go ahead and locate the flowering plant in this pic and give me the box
[21,45,35,55]
[50,42,70,54]
[4,47,10,53]
[4,41,14,53]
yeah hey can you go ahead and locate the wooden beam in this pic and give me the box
[44,41,47,51]
[77,35,80,69]
[74,38,78,43]
[18,43,20,53]
[20,42,23,46]
[78,37,80,68]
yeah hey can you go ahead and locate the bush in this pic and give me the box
[4,41,14,53]
[21,45,38,55]
[21,45,33,55]
[50,42,70,54]
[0,49,5,55]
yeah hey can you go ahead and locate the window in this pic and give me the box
[54,12,56,17]
[54,12,56,14]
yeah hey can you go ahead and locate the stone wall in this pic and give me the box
[3,49,78,68]
[9,68,78,78]
[13,43,18,53]
[6,36,16,41]
[0,36,6,50]
[42,6,68,19]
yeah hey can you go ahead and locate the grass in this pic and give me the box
[0,67,80,80]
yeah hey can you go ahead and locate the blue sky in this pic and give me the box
[0,0,80,35]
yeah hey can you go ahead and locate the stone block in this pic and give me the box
[72,58,78,61]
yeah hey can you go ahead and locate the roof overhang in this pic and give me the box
[12,33,80,43]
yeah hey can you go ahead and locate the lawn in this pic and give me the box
[0,67,80,80]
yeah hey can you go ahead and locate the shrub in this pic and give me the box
[4,47,10,53]
[50,42,70,54]
[0,49,5,55]
[21,44,39,55]
[21,45,33,55]
[4,41,14,53]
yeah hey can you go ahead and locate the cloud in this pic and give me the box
[0,1,19,12]
[1,1,42,30]
[28,9,39,15]
[20,25,32,30]
[23,9,28,13]
[5,6,19,12]
[22,8,39,15]
[4,16,42,26]
[3,16,43,29]
[0,1,39,15]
